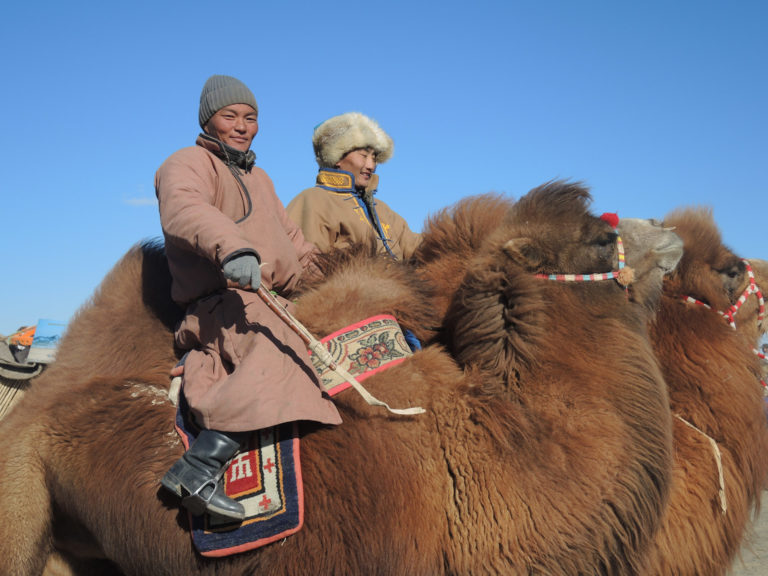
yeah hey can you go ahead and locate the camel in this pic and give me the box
[0,182,683,575]
[414,197,768,575]
[638,208,768,576]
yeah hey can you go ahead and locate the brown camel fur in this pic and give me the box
[638,208,768,576]
[432,183,683,574]
[414,192,513,323]
[414,197,768,575]
[0,183,682,575]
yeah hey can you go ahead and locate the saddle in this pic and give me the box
[169,314,414,557]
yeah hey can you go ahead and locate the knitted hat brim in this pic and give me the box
[199,75,259,129]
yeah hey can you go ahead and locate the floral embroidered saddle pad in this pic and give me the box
[173,314,412,557]
[309,314,413,395]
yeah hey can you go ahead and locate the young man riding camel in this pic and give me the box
[155,75,341,521]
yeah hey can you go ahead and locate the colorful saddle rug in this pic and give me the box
[172,314,412,557]
[174,391,302,557]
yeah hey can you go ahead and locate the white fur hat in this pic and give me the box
[313,112,393,168]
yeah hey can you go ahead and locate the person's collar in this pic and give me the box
[197,133,256,172]
[316,168,378,195]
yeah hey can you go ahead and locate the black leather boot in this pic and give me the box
[161,429,247,521]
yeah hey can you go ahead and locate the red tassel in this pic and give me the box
[600,212,619,228]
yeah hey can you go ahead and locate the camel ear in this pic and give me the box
[503,237,542,268]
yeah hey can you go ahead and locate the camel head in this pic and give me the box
[663,208,765,341]
[498,181,683,310]
[615,217,684,311]
[661,207,745,312]
[444,180,683,375]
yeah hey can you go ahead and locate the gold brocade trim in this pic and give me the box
[316,171,353,190]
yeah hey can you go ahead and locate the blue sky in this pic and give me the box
[1,1,765,336]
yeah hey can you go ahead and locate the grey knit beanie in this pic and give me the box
[313,112,393,168]
[198,75,259,128]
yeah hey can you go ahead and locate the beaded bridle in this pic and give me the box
[682,260,765,329]
[534,213,635,289]
[681,259,766,387]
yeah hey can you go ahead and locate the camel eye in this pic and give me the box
[717,267,739,279]
[596,232,618,248]
[594,236,616,266]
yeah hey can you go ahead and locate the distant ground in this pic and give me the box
[730,491,768,575]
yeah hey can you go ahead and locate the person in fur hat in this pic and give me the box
[155,75,341,522]
[286,112,421,261]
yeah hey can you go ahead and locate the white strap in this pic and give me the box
[676,415,726,514]
[307,339,425,416]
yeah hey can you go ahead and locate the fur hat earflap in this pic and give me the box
[313,112,393,168]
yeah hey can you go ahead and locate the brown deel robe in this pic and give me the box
[155,136,341,432]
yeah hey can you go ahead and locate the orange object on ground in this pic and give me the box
[8,326,36,347]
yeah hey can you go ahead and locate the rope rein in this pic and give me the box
[256,286,425,416]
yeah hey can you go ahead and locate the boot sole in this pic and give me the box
[206,503,246,522]
[164,472,245,521]
[160,471,183,498]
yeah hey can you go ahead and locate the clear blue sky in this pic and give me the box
[1,1,766,336]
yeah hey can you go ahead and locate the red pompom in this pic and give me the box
[600,212,619,228]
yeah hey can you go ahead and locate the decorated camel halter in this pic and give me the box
[681,259,766,387]
[724,261,765,329]
[681,260,765,329]
[534,213,635,289]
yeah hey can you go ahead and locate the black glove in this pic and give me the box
[222,253,261,289]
